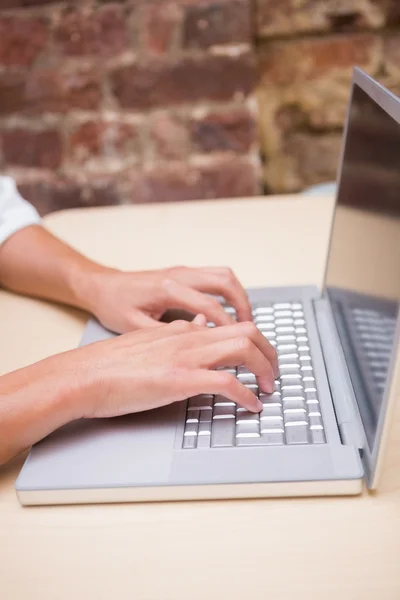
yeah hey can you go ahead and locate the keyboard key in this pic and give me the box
[306,390,318,402]
[237,372,257,385]
[297,336,309,343]
[275,318,294,325]
[197,435,211,449]
[309,415,323,429]
[254,306,274,315]
[260,419,284,433]
[183,435,197,449]
[298,345,310,353]
[198,421,212,436]
[278,344,297,353]
[260,391,282,404]
[295,327,307,335]
[255,314,275,322]
[278,353,299,363]
[282,398,306,410]
[237,432,284,446]
[284,409,307,423]
[211,419,235,447]
[280,374,302,384]
[276,326,295,334]
[293,311,304,318]
[291,303,303,310]
[186,410,200,423]
[286,424,309,444]
[273,303,292,310]
[279,364,301,375]
[277,335,296,342]
[262,331,277,340]
[236,422,260,437]
[275,310,293,318]
[257,323,275,331]
[184,422,199,435]
[281,385,303,395]
[294,319,306,326]
[188,395,213,410]
[311,429,326,444]
[236,411,260,423]
[213,405,236,418]
[260,405,283,418]
[214,395,236,407]
[200,410,212,423]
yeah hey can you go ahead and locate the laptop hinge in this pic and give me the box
[313,298,364,450]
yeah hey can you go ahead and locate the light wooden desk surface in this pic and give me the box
[0,195,399,600]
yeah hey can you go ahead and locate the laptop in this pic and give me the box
[16,68,400,505]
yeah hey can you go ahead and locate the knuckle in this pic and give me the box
[216,371,236,391]
[234,335,253,353]
[160,277,173,292]
[221,267,235,283]
[239,321,258,337]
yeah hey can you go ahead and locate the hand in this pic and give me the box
[80,320,278,419]
[85,265,253,334]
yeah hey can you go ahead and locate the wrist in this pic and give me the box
[67,260,118,315]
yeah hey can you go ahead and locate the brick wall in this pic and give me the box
[1,1,400,213]
[0,0,260,214]
[256,0,400,193]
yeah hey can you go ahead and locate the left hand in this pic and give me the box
[84,265,253,333]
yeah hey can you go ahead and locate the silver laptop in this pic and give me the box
[16,69,400,505]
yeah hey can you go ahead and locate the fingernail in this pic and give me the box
[256,400,263,412]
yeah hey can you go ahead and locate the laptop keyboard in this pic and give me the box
[351,306,396,395]
[182,301,326,449]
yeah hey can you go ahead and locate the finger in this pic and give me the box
[117,319,199,346]
[185,337,275,393]
[162,279,234,326]
[193,267,253,322]
[171,267,252,322]
[183,370,262,412]
[178,321,278,378]
[124,310,163,332]
[192,314,207,326]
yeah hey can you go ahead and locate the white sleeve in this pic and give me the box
[0,176,41,246]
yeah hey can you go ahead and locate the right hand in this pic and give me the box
[78,320,278,419]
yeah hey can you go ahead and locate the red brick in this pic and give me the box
[125,157,260,204]
[0,16,48,67]
[183,0,252,49]
[149,113,189,159]
[0,0,57,7]
[0,65,102,115]
[0,72,26,115]
[257,0,387,37]
[384,34,400,76]
[142,2,182,54]
[55,4,129,57]
[260,33,380,86]
[111,52,256,110]
[17,174,120,216]
[69,120,139,165]
[191,108,257,154]
[283,132,342,189]
[198,156,260,198]
[2,129,63,169]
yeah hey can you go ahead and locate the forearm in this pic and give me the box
[0,350,88,465]
[0,225,113,311]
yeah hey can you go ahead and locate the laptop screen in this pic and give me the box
[325,79,400,451]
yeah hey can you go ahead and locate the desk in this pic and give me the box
[0,195,399,600]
